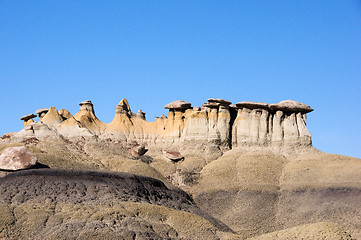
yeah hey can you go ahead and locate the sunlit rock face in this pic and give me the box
[9,98,314,152]
[232,100,312,149]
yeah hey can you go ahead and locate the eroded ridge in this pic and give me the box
[11,98,313,151]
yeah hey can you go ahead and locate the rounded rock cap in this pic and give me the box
[35,108,49,115]
[164,100,191,110]
[207,98,232,105]
[235,101,270,109]
[79,100,93,106]
[20,114,37,121]
[270,100,313,113]
[202,102,221,108]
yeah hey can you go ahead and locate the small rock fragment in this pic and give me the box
[130,145,148,158]
[162,150,184,162]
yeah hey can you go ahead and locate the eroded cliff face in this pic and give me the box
[10,98,314,154]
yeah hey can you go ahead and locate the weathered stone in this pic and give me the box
[20,114,36,121]
[270,100,313,113]
[78,100,95,113]
[162,150,184,162]
[35,108,49,115]
[235,101,270,109]
[207,98,232,105]
[165,100,191,110]
[136,110,146,120]
[202,102,220,108]
[0,146,37,170]
[130,145,148,157]
[58,109,73,120]
[79,100,92,106]
[116,98,131,113]
[193,106,201,111]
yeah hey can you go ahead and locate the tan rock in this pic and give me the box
[207,98,232,105]
[165,100,191,110]
[162,150,184,162]
[0,146,37,170]
[235,101,270,109]
[58,109,73,120]
[136,110,146,120]
[202,102,220,108]
[35,108,49,120]
[20,114,36,121]
[130,145,148,157]
[270,100,313,113]
[116,98,131,113]
[41,107,63,128]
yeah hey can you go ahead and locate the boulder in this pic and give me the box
[164,100,191,110]
[207,98,232,105]
[130,145,148,157]
[0,146,37,171]
[193,106,201,111]
[235,101,270,109]
[20,114,37,121]
[270,100,313,113]
[162,150,184,162]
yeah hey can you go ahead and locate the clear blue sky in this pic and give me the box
[1,1,360,158]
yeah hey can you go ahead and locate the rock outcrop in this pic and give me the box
[0,146,37,170]
[8,98,314,154]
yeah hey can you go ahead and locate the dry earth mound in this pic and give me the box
[0,169,235,239]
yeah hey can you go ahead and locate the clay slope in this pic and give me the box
[192,149,361,239]
[0,169,235,240]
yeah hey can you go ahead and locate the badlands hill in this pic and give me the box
[0,98,359,239]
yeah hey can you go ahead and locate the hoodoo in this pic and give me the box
[10,98,314,153]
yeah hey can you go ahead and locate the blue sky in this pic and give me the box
[1,1,360,158]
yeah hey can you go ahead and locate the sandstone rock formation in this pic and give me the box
[7,98,315,156]
[0,146,37,170]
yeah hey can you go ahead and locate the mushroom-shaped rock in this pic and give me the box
[207,98,232,105]
[202,102,220,108]
[136,110,146,120]
[130,145,148,158]
[20,114,36,121]
[35,108,49,115]
[164,100,191,110]
[235,101,270,110]
[0,146,37,170]
[270,100,313,113]
[35,108,49,119]
[162,150,184,162]
[79,100,94,112]
[79,100,92,106]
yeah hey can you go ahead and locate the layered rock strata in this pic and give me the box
[11,98,314,152]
